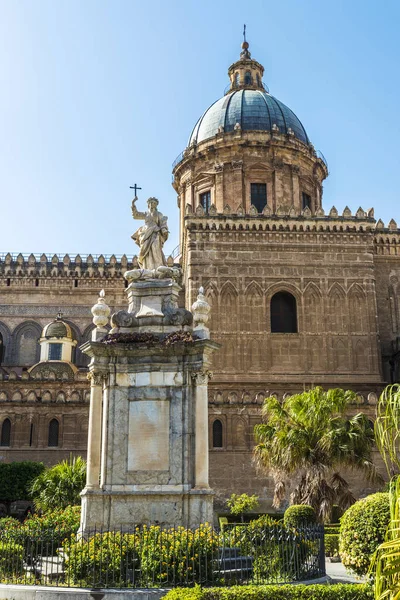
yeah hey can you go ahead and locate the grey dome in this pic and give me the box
[189,89,309,146]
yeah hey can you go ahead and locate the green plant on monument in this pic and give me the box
[254,387,381,522]
[30,456,86,511]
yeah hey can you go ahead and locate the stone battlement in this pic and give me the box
[0,252,177,278]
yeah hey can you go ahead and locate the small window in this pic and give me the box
[48,419,59,447]
[271,292,298,333]
[256,74,261,86]
[212,420,223,448]
[29,423,34,447]
[0,419,11,447]
[0,332,3,365]
[250,183,267,212]
[302,192,311,210]
[234,72,239,87]
[200,191,211,213]
[245,71,252,85]
[48,343,62,360]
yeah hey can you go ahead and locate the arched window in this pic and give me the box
[212,420,223,448]
[245,71,252,85]
[270,292,298,333]
[48,419,59,447]
[0,332,3,365]
[234,72,239,87]
[0,419,11,447]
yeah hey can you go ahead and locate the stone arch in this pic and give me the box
[232,417,247,448]
[12,321,42,367]
[70,390,81,402]
[42,390,53,403]
[0,392,7,402]
[204,283,219,333]
[212,419,223,448]
[354,339,367,371]
[328,284,346,333]
[247,337,262,371]
[333,339,348,371]
[303,283,322,333]
[220,282,238,332]
[308,338,322,371]
[270,291,297,333]
[12,390,22,401]
[348,284,366,333]
[0,321,11,365]
[0,417,11,446]
[56,391,66,403]
[244,281,264,331]
[27,390,37,402]
[48,418,60,447]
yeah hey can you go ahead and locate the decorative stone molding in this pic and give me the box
[191,370,213,385]
[87,371,107,386]
[231,160,243,170]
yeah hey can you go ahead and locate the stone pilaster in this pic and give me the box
[192,370,212,489]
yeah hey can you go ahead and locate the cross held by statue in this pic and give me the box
[130,184,142,197]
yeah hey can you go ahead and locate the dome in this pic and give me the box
[189,89,310,146]
[42,316,74,340]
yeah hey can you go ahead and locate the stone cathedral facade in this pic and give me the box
[0,41,399,512]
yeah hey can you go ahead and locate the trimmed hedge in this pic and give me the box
[163,584,373,599]
[339,492,390,576]
[0,462,45,503]
[325,533,339,557]
[283,505,316,528]
[324,525,340,535]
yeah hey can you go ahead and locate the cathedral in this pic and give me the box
[0,40,397,512]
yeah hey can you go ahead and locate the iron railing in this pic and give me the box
[0,523,325,588]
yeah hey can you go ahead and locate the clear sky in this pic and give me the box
[0,0,399,258]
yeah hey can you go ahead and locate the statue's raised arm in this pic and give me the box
[131,196,146,220]
[131,197,169,271]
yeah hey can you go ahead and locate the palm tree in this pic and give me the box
[30,456,86,511]
[253,387,381,522]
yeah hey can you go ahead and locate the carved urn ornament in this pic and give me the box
[91,289,110,328]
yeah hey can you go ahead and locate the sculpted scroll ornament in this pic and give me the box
[191,370,213,385]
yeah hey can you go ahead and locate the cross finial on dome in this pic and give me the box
[241,24,251,59]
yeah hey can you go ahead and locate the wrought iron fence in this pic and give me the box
[0,522,325,588]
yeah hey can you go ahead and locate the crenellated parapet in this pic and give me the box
[0,252,177,281]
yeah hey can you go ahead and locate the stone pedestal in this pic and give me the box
[79,277,218,533]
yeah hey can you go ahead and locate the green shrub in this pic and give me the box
[64,523,219,587]
[284,505,316,528]
[0,505,81,560]
[0,540,24,577]
[339,492,390,576]
[0,462,45,504]
[325,533,339,557]
[224,517,314,583]
[324,524,340,535]
[163,583,373,599]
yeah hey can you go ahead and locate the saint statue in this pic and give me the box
[131,196,169,270]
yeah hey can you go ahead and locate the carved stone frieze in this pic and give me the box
[87,371,107,386]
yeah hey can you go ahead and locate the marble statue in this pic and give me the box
[131,196,169,270]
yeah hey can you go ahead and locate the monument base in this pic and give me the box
[80,487,214,534]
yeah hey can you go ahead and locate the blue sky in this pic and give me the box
[0,0,399,257]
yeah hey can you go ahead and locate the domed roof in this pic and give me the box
[189,89,310,146]
[42,315,74,340]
